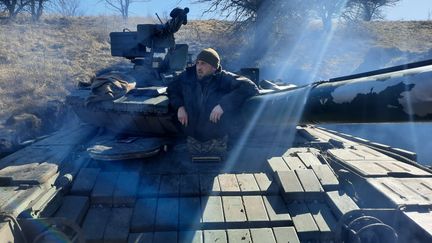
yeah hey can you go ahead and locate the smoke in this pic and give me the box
[219,2,432,166]
[221,3,432,82]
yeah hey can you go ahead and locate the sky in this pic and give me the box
[82,0,211,19]
[81,0,432,20]
[384,0,432,20]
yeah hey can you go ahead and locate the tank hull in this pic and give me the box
[0,124,431,242]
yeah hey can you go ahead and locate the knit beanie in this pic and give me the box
[197,48,220,69]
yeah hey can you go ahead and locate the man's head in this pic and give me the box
[196,48,220,80]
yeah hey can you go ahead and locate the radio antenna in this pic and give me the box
[155,13,164,24]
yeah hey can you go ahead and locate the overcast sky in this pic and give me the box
[82,0,432,20]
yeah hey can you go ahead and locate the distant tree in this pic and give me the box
[48,0,82,17]
[194,0,309,23]
[28,0,50,21]
[0,0,29,19]
[197,0,357,31]
[0,0,51,20]
[194,0,312,61]
[345,0,401,21]
[312,0,347,31]
[194,0,260,22]
[100,0,150,20]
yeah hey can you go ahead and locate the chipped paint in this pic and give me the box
[331,77,407,104]
[329,65,432,104]
[399,72,432,117]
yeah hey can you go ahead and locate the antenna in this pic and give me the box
[155,13,164,24]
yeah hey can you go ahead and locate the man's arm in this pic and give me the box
[167,75,189,126]
[167,75,185,111]
[218,73,259,113]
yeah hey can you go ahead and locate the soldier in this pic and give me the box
[167,48,259,150]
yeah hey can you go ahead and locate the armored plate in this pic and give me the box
[0,125,432,242]
[87,137,169,161]
[328,148,430,177]
[367,177,432,207]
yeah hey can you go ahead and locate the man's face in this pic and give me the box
[196,60,216,80]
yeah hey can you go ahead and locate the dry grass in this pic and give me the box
[177,19,234,54]
[0,17,120,119]
[365,21,432,52]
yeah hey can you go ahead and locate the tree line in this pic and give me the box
[0,0,148,21]
[0,0,49,21]
[196,0,402,30]
[0,0,402,24]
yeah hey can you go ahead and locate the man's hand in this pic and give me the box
[210,104,224,123]
[178,106,188,126]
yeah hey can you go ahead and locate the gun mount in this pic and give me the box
[111,7,189,59]
[109,7,190,86]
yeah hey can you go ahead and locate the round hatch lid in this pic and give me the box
[87,137,168,161]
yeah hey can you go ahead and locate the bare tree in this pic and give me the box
[100,0,150,20]
[48,0,82,17]
[28,0,50,21]
[194,0,309,22]
[194,0,312,62]
[194,0,260,22]
[312,0,347,31]
[0,0,51,20]
[196,0,402,29]
[345,0,401,21]
[0,0,29,19]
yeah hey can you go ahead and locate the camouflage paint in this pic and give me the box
[243,64,432,125]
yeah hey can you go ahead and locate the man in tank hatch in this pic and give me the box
[167,48,259,156]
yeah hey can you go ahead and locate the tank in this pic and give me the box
[1,7,432,243]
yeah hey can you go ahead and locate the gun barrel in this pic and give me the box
[242,62,432,126]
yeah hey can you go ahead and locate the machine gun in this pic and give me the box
[109,7,190,75]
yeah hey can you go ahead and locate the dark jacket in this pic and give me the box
[167,65,259,139]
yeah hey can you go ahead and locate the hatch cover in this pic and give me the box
[87,137,170,161]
